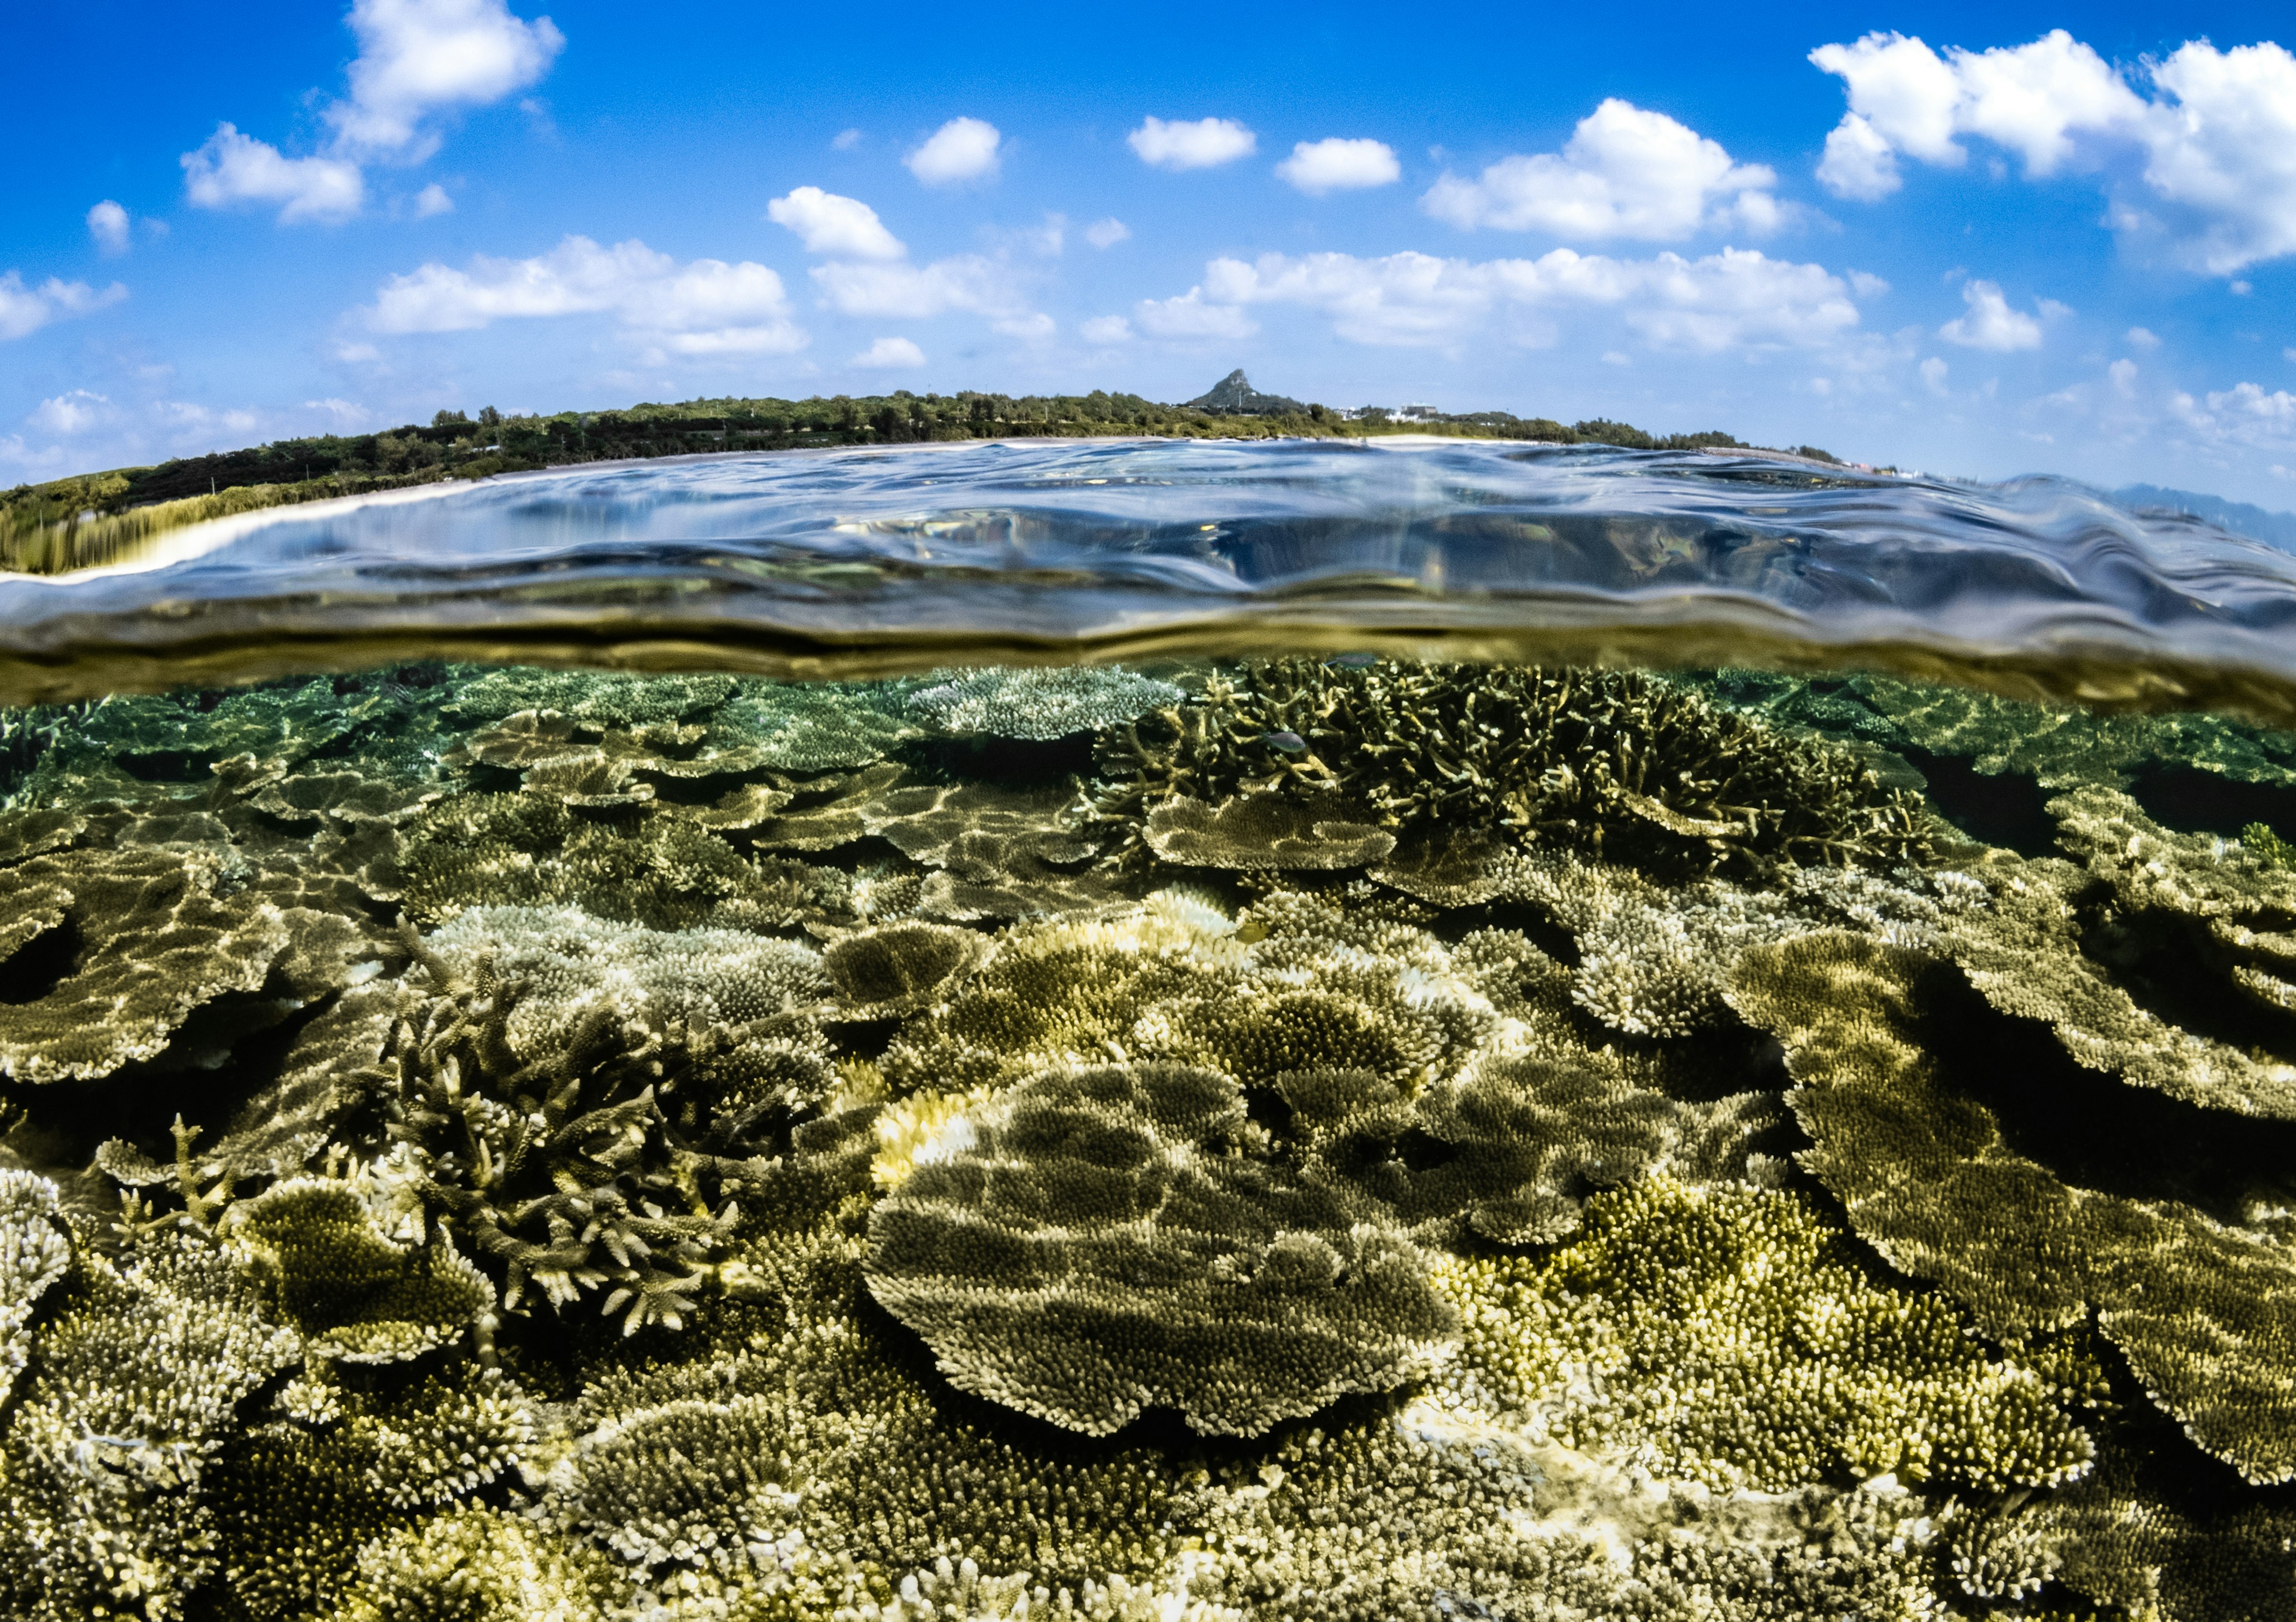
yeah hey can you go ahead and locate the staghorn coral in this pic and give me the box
[1096,660,1930,875]
[1730,928,2296,1484]
[865,1061,1458,1436]
[373,906,835,1331]
[908,665,1184,740]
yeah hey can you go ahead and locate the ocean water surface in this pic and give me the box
[0,437,2291,1621]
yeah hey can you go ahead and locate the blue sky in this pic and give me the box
[5,1,2294,503]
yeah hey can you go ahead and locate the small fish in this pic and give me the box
[1324,652,1379,668]
[1262,730,1308,753]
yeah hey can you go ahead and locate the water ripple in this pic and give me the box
[7,437,2296,718]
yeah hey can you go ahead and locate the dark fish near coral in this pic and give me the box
[1324,652,1379,669]
[1261,729,1309,753]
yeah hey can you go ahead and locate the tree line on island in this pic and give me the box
[0,375,1844,575]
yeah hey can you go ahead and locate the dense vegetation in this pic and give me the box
[0,388,1801,575]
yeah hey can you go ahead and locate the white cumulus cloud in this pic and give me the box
[852,336,926,368]
[1085,218,1131,249]
[1815,114,1902,201]
[768,187,906,260]
[2127,325,2161,350]
[1920,356,1950,394]
[86,200,130,255]
[413,182,454,216]
[29,391,109,434]
[0,271,128,341]
[329,0,566,158]
[184,0,561,224]
[1277,138,1400,194]
[365,234,805,355]
[1812,30,2296,274]
[2176,381,2296,451]
[906,117,1001,185]
[810,255,1034,327]
[1160,245,1858,352]
[1938,279,2050,350]
[1128,116,1256,172]
[182,124,366,221]
[1134,289,1258,340]
[1079,314,1132,343]
[1422,100,1780,240]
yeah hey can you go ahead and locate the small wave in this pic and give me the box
[4,437,2294,719]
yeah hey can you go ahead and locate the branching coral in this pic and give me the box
[373,908,835,1332]
[1096,661,1929,875]
[866,1061,1458,1436]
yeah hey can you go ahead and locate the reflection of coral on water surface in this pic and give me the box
[0,656,2291,1621]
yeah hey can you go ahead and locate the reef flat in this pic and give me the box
[0,657,2291,1621]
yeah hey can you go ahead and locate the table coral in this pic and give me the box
[1730,928,2296,1485]
[865,1061,1458,1436]
[908,665,1184,740]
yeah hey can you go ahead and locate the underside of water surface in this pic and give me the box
[1,442,2295,1622]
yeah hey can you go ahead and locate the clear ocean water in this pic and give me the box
[0,438,2291,1622]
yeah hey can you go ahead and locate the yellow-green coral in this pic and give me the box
[1731,928,2296,1485]
[865,1061,1458,1436]
[1431,1175,2096,1492]
[320,1506,618,1622]
[1097,660,1931,875]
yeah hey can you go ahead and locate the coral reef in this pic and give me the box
[1730,928,2296,1486]
[1433,1175,2097,1492]
[1,656,2291,1620]
[865,1061,1457,1436]
[1097,660,1930,875]
[908,665,1184,740]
